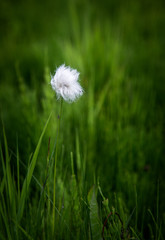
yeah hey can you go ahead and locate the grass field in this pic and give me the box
[0,0,165,239]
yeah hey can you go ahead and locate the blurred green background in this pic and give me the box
[0,0,165,239]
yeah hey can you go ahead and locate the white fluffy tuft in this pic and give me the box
[51,64,84,102]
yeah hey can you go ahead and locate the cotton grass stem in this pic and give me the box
[71,152,74,175]
[53,99,63,235]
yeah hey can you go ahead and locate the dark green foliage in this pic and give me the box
[0,0,165,239]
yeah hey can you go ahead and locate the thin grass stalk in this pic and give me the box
[46,137,51,240]
[134,185,138,232]
[130,226,141,240]
[35,138,51,238]
[3,127,12,206]
[53,99,63,235]
[16,138,20,201]
[148,209,163,240]
[156,180,159,240]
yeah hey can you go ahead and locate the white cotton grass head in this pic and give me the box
[51,64,84,103]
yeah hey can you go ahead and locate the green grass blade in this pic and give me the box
[130,226,142,240]
[88,185,102,240]
[0,194,12,240]
[2,127,13,205]
[94,80,110,117]
[148,209,163,240]
[70,152,81,236]
[0,144,6,194]
[17,113,52,221]
[16,138,20,200]
[76,131,81,172]
[12,219,34,240]
[2,128,17,221]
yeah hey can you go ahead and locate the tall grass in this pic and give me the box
[0,0,165,239]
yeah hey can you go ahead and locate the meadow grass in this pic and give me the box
[0,0,165,239]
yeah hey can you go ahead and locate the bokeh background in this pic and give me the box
[0,0,165,239]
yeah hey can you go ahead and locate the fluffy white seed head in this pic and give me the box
[51,64,84,102]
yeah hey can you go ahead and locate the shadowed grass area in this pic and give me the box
[0,0,165,239]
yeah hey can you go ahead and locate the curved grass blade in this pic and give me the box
[17,113,52,221]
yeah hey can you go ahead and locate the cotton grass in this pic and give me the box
[51,64,84,102]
